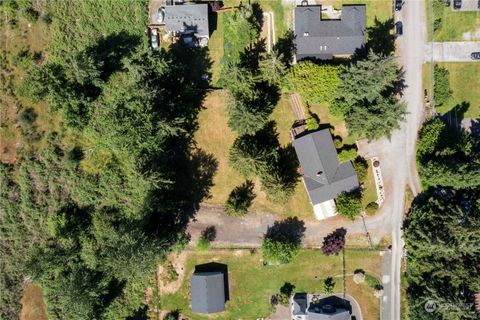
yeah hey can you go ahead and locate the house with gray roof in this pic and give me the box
[190,271,225,314]
[294,5,366,60]
[164,3,210,46]
[292,293,354,320]
[292,129,359,220]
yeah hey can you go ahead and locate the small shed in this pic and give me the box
[190,272,225,314]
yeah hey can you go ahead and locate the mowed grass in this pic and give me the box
[196,91,314,220]
[161,249,381,320]
[20,284,48,320]
[317,0,392,26]
[433,62,480,117]
[433,7,480,41]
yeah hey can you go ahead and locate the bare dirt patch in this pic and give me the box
[20,284,48,320]
[157,251,188,295]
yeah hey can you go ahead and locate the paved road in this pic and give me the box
[425,41,480,62]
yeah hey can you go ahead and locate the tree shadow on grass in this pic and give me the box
[265,217,306,246]
[274,30,296,67]
[366,18,395,56]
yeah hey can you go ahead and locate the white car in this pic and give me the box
[151,29,158,49]
[156,7,165,24]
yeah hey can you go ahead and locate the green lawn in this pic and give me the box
[161,249,381,320]
[428,2,480,41]
[433,62,480,117]
[320,0,392,26]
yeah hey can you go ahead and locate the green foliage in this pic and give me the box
[196,238,211,252]
[224,180,256,216]
[323,277,335,295]
[22,6,39,23]
[404,188,480,319]
[229,123,298,204]
[353,158,368,183]
[1,1,212,318]
[222,6,259,66]
[305,114,320,131]
[417,118,446,157]
[365,202,379,216]
[365,273,382,290]
[338,148,357,163]
[163,261,179,283]
[433,65,452,106]
[276,282,295,306]
[335,189,363,220]
[286,61,342,104]
[333,136,343,149]
[417,119,480,189]
[333,51,406,141]
[262,237,299,264]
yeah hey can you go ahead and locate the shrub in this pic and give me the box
[433,65,452,106]
[23,7,39,23]
[286,61,342,104]
[196,238,211,252]
[333,136,343,149]
[365,202,379,216]
[305,114,320,131]
[335,189,363,219]
[321,228,346,256]
[353,158,368,183]
[262,236,299,264]
[224,180,255,216]
[365,273,382,290]
[323,277,335,295]
[163,261,178,283]
[277,282,295,306]
[338,148,357,163]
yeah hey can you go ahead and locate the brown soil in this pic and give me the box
[157,251,188,295]
[20,284,48,320]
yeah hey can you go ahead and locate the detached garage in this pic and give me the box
[190,272,225,314]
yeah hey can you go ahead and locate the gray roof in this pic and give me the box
[164,4,209,38]
[292,294,351,320]
[190,272,225,314]
[293,129,359,205]
[294,5,366,60]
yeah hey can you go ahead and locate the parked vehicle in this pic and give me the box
[395,0,403,11]
[156,7,165,23]
[395,21,403,36]
[453,0,461,9]
[445,0,451,6]
[150,29,159,49]
[478,0,480,9]
[471,52,480,60]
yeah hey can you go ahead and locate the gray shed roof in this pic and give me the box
[190,272,225,314]
[293,129,359,205]
[294,5,366,60]
[164,4,209,38]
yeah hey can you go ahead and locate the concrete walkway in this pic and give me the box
[425,41,480,62]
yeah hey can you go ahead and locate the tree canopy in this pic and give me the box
[0,3,212,318]
[332,51,406,141]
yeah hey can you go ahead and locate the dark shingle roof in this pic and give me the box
[294,5,366,60]
[190,272,225,314]
[293,129,359,204]
[164,4,209,38]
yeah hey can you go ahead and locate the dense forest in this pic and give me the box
[405,118,480,319]
[1,1,213,319]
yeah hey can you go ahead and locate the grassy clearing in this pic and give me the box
[20,284,48,320]
[429,3,480,41]
[196,91,314,220]
[432,62,480,117]
[161,249,381,320]
[318,0,392,26]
